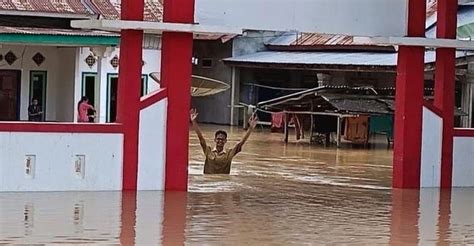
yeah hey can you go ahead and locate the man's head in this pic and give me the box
[32,99,38,105]
[214,130,228,148]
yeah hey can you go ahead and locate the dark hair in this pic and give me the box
[215,130,227,139]
[78,96,89,112]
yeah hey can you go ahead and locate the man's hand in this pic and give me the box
[190,108,198,122]
[248,114,258,129]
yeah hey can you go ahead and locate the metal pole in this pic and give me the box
[230,67,236,125]
[243,105,247,130]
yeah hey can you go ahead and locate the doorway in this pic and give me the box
[82,72,98,107]
[106,74,148,123]
[29,71,47,121]
[0,70,21,121]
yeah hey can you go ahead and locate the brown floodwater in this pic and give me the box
[1,125,473,245]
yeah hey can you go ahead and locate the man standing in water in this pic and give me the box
[190,109,258,174]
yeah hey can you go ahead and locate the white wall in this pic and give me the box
[420,107,443,188]
[196,0,408,37]
[0,45,73,121]
[75,47,161,123]
[138,99,167,190]
[56,48,76,122]
[453,136,474,187]
[0,132,123,191]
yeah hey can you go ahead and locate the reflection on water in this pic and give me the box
[0,125,473,244]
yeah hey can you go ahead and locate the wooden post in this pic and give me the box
[336,116,342,148]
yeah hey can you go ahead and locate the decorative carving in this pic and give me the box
[5,51,17,65]
[32,52,45,66]
[110,55,119,69]
[85,54,96,68]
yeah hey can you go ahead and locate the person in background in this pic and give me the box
[190,108,258,174]
[77,96,95,123]
[87,107,96,123]
[28,98,43,122]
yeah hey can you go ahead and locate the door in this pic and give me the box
[107,76,118,123]
[0,70,21,121]
[82,73,97,107]
[106,74,148,123]
[30,71,47,121]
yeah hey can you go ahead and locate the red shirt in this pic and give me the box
[78,102,92,122]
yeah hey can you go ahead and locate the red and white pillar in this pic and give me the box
[117,0,144,190]
[434,0,458,188]
[392,0,426,188]
[161,0,195,191]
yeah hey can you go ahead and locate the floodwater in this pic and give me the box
[1,125,474,245]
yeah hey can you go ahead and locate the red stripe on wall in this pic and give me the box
[453,128,474,137]
[423,101,443,117]
[140,88,168,110]
[0,122,123,133]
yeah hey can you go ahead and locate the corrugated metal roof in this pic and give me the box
[194,34,237,42]
[324,96,393,115]
[293,33,354,46]
[267,1,440,48]
[266,32,374,47]
[427,5,474,38]
[0,26,118,37]
[224,51,473,67]
[258,86,394,115]
[225,51,398,66]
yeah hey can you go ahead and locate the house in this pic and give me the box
[0,0,164,123]
[220,0,474,128]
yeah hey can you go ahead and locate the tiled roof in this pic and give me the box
[0,25,118,36]
[0,0,92,15]
[87,0,163,22]
[426,0,438,19]
[267,32,362,47]
[0,0,163,21]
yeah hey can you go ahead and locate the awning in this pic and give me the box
[257,86,468,116]
[223,50,474,70]
[0,26,119,46]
